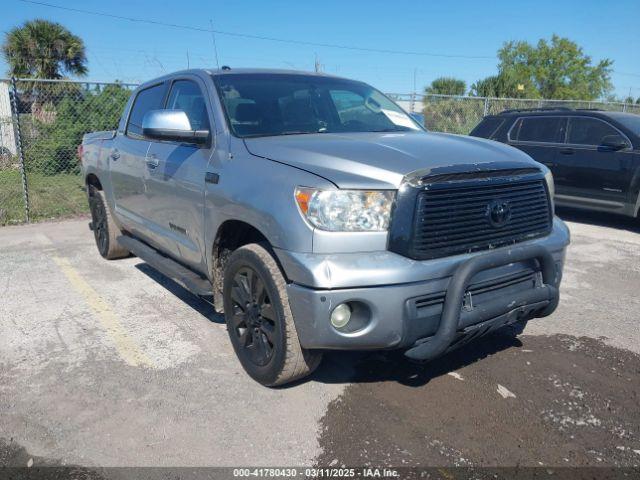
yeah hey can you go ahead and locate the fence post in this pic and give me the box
[9,77,29,223]
[483,97,489,117]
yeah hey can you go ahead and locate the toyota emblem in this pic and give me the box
[487,200,512,228]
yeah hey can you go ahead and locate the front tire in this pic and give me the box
[88,187,129,260]
[222,243,322,386]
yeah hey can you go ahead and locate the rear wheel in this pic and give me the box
[88,186,129,260]
[222,243,322,386]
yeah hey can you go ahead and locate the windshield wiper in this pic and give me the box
[370,127,410,133]
[278,129,329,136]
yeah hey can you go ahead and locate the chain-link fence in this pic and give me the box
[390,93,640,134]
[1,78,639,225]
[0,78,136,225]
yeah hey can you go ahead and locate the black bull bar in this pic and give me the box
[404,244,559,361]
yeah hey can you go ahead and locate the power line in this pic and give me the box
[19,0,496,60]
[615,71,640,78]
[16,0,640,85]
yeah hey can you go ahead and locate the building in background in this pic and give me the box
[0,82,17,156]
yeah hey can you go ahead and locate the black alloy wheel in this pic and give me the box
[222,243,322,386]
[90,194,109,257]
[229,266,279,367]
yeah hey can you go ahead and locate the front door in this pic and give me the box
[144,78,214,268]
[557,116,632,208]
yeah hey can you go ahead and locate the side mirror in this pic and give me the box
[142,110,209,144]
[600,134,628,151]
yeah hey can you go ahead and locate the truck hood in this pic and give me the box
[244,131,540,189]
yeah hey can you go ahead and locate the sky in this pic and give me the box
[3,0,640,99]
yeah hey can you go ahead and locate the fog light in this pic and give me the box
[330,303,352,329]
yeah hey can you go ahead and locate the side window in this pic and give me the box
[567,117,623,146]
[126,83,167,137]
[166,80,210,131]
[511,117,565,143]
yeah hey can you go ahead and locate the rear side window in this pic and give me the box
[567,117,621,146]
[166,80,210,131]
[510,117,565,143]
[470,117,505,139]
[126,83,167,137]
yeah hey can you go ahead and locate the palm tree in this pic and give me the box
[2,19,87,79]
[425,77,467,96]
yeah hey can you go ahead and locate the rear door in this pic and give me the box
[559,116,633,206]
[110,82,167,233]
[507,115,566,178]
[143,77,214,267]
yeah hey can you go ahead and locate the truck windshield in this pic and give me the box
[213,73,422,138]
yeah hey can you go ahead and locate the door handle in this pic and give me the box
[559,148,575,155]
[145,153,159,168]
[110,150,120,161]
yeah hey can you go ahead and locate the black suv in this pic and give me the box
[470,108,640,218]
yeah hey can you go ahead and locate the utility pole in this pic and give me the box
[410,68,417,113]
[314,54,322,73]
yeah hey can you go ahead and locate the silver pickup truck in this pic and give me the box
[80,68,570,386]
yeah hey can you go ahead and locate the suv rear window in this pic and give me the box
[127,83,168,137]
[510,117,565,143]
[470,117,505,139]
[567,117,621,146]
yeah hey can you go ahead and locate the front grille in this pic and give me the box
[409,178,552,260]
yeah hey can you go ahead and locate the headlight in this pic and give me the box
[544,169,555,214]
[294,187,395,231]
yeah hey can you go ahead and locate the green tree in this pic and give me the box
[469,72,532,98]
[25,84,131,174]
[425,77,467,96]
[497,34,612,100]
[2,19,87,78]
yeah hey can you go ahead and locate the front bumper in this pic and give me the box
[281,218,569,359]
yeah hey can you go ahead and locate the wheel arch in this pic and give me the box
[210,219,285,311]
[86,172,103,192]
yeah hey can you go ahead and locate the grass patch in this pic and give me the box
[0,169,87,225]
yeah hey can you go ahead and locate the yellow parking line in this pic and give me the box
[437,469,456,480]
[53,256,154,368]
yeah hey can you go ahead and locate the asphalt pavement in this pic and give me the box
[0,208,638,473]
